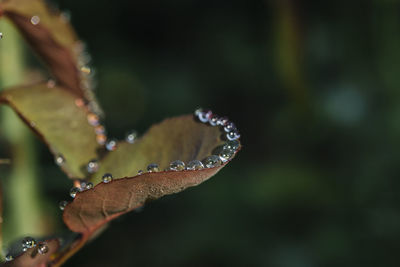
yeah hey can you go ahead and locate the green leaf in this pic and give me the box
[3,239,59,267]
[0,0,101,113]
[63,115,240,234]
[0,83,102,178]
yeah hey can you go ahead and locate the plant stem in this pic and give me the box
[0,20,46,255]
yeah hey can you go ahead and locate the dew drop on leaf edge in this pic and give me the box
[102,173,113,183]
[169,160,185,171]
[186,160,204,170]
[203,155,222,168]
[5,254,13,261]
[147,163,159,172]
[55,154,65,166]
[70,187,79,198]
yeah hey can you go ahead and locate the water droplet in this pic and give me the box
[125,130,138,144]
[203,155,221,168]
[77,180,87,191]
[87,113,99,126]
[37,242,49,255]
[147,163,159,172]
[102,173,113,183]
[169,160,185,171]
[209,115,219,126]
[223,140,240,151]
[59,200,68,211]
[30,15,40,25]
[0,33,3,39]
[217,116,229,126]
[47,79,55,88]
[186,160,204,170]
[55,154,65,166]
[87,159,99,173]
[137,170,143,175]
[218,148,234,163]
[80,66,91,74]
[105,138,117,151]
[95,125,106,135]
[96,134,107,145]
[224,122,236,132]
[5,254,13,261]
[195,109,212,123]
[22,237,36,251]
[227,130,240,141]
[70,187,79,198]
[30,121,36,127]
[75,98,85,107]
[86,182,93,189]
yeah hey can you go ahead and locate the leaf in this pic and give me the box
[91,115,227,183]
[63,115,240,234]
[0,83,101,178]
[3,239,59,267]
[0,0,100,111]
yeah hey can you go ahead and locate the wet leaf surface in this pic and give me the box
[2,239,59,267]
[64,115,239,233]
[91,115,226,183]
[0,84,101,178]
[0,0,94,101]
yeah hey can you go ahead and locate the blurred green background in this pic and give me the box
[1,0,400,266]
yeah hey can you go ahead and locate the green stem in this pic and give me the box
[0,20,46,255]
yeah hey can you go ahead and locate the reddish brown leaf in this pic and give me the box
[64,114,240,234]
[3,239,59,267]
[0,83,102,178]
[90,115,227,183]
[0,0,98,107]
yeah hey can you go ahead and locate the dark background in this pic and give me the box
[4,0,400,266]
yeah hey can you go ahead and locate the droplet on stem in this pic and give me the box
[30,15,40,25]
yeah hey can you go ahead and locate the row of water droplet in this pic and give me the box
[4,237,49,262]
[57,108,240,211]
